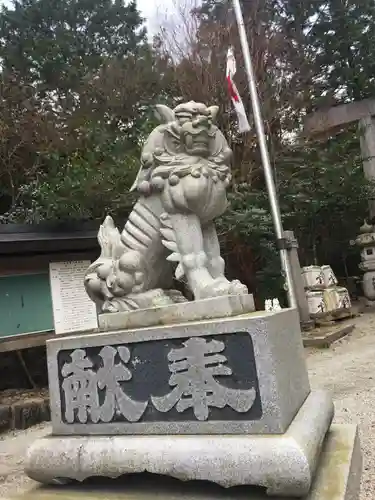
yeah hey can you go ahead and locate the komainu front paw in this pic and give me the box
[229,279,248,295]
[198,278,233,299]
[197,278,248,299]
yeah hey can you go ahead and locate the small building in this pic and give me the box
[0,221,99,353]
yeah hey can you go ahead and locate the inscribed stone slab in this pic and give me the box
[49,261,98,335]
[46,309,310,435]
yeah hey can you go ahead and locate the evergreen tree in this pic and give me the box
[0,0,147,97]
[0,0,167,222]
[259,0,375,107]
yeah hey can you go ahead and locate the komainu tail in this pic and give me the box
[97,215,124,260]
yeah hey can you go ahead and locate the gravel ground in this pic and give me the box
[0,423,49,499]
[0,312,374,499]
[305,311,375,500]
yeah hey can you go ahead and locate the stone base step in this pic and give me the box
[25,391,333,497]
[18,423,361,500]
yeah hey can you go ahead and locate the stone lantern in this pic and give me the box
[352,220,375,303]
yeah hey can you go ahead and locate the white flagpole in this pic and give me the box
[231,0,297,309]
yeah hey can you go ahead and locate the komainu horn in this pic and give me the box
[84,101,248,313]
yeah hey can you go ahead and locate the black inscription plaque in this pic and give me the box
[57,332,262,424]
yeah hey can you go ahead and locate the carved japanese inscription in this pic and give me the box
[151,337,256,421]
[61,346,147,423]
[57,332,262,424]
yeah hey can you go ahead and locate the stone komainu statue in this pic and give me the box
[84,101,248,312]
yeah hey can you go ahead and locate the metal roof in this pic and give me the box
[0,221,99,255]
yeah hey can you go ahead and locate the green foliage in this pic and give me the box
[256,0,375,107]
[218,187,284,304]
[217,127,372,300]
[279,128,370,265]
[305,0,375,103]
[0,0,146,96]
[0,122,138,223]
[0,0,169,222]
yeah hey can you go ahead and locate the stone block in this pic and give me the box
[25,390,334,497]
[11,400,44,430]
[41,398,51,422]
[46,309,310,435]
[23,424,361,500]
[98,294,255,331]
[307,424,361,500]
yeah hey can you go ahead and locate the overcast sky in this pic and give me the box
[138,0,178,35]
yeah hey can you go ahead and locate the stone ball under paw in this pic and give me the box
[118,250,142,272]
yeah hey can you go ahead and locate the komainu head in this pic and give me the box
[131,101,232,194]
[156,101,220,158]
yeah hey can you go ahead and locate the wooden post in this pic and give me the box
[284,230,313,329]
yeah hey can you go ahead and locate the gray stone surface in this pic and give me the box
[23,424,361,500]
[283,231,311,326]
[304,96,375,134]
[25,390,334,497]
[353,222,375,301]
[307,424,362,500]
[359,116,375,218]
[84,101,249,314]
[46,309,311,435]
[98,294,255,330]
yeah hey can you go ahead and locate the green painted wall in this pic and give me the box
[0,273,54,338]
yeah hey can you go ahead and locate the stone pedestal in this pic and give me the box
[26,390,332,496]
[25,424,361,500]
[23,424,361,500]
[24,302,361,499]
[47,307,310,437]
